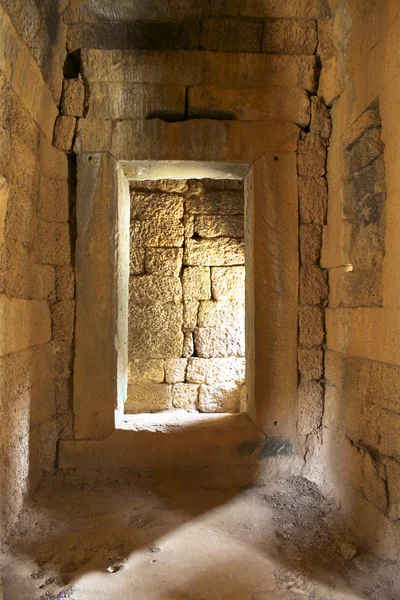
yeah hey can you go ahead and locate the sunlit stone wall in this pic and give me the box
[126,179,246,414]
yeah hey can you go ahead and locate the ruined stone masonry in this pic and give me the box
[127,179,245,414]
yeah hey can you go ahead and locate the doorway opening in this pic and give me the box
[126,178,246,416]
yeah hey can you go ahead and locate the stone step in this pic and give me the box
[81,49,317,91]
[58,413,266,470]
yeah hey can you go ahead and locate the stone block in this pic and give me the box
[127,19,201,51]
[131,191,184,220]
[194,215,244,238]
[298,347,323,382]
[299,224,322,265]
[297,133,327,178]
[368,361,400,415]
[299,176,328,224]
[0,176,8,246]
[74,118,113,153]
[130,219,184,247]
[186,190,244,215]
[378,410,400,458]
[184,238,244,266]
[329,267,383,308]
[130,247,145,275]
[128,302,183,358]
[172,383,199,411]
[133,180,189,194]
[182,267,211,300]
[188,86,310,126]
[198,382,241,413]
[361,451,388,513]
[211,266,245,300]
[262,18,317,55]
[87,82,186,119]
[55,265,74,300]
[82,49,316,91]
[194,326,245,358]
[51,299,75,341]
[350,223,385,269]
[129,275,181,305]
[126,382,172,413]
[297,381,324,435]
[200,17,263,53]
[198,299,244,328]
[39,176,69,222]
[37,221,71,265]
[299,306,325,347]
[0,295,51,356]
[165,358,187,383]
[310,97,331,139]
[186,357,245,385]
[61,77,85,116]
[128,358,164,383]
[318,56,341,107]
[182,331,194,357]
[145,248,183,276]
[344,108,381,147]
[67,21,129,52]
[53,116,76,151]
[183,300,199,330]
[299,265,328,306]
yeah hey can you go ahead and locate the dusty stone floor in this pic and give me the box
[1,471,399,600]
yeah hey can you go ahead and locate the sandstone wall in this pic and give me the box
[0,1,71,539]
[304,0,400,560]
[127,179,245,414]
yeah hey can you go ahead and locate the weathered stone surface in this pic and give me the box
[55,265,74,300]
[131,219,184,247]
[300,224,322,265]
[182,267,210,300]
[134,180,189,194]
[299,265,328,306]
[329,267,383,308]
[297,133,327,178]
[127,19,201,50]
[183,300,199,330]
[310,97,331,139]
[299,306,325,347]
[53,116,76,151]
[0,177,9,246]
[198,382,241,413]
[186,357,245,384]
[184,238,244,266]
[198,299,244,328]
[130,247,145,275]
[297,381,324,435]
[186,191,244,215]
[51,299,75,341]
[126,382,172,413]
[129,275,182,305]
[210,266,244,301]
[188,86,310,126]
[344,108,381,147]
[145,248,183,275]
[131,191,184,220]
[0,296,51,356]
[37,221,71,265]
[241,0,329,19]
[298,347,324,382]
[128,302,183,358]
[67,21,128,52]
[172,383,199,411]
[262,18,317,55]
[165,358,187,383]
[299,176,328,224]
[82,49,317,90]
[346,128,383,175]
[385,459,400,521]
[61,77,85,116]
[194,215,244,238]
[182,331,194,357]
[128,358,164,383]
[39,176,69,222]
[87,82,185,119]
[194,326,244,358]
[200,17,263,53]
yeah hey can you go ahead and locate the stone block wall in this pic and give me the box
[0,1,71,539]
[127,179,245,414]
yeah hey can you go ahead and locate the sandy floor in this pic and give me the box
[1,471,399,599]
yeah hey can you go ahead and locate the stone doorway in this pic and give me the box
[127,178,246,415]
